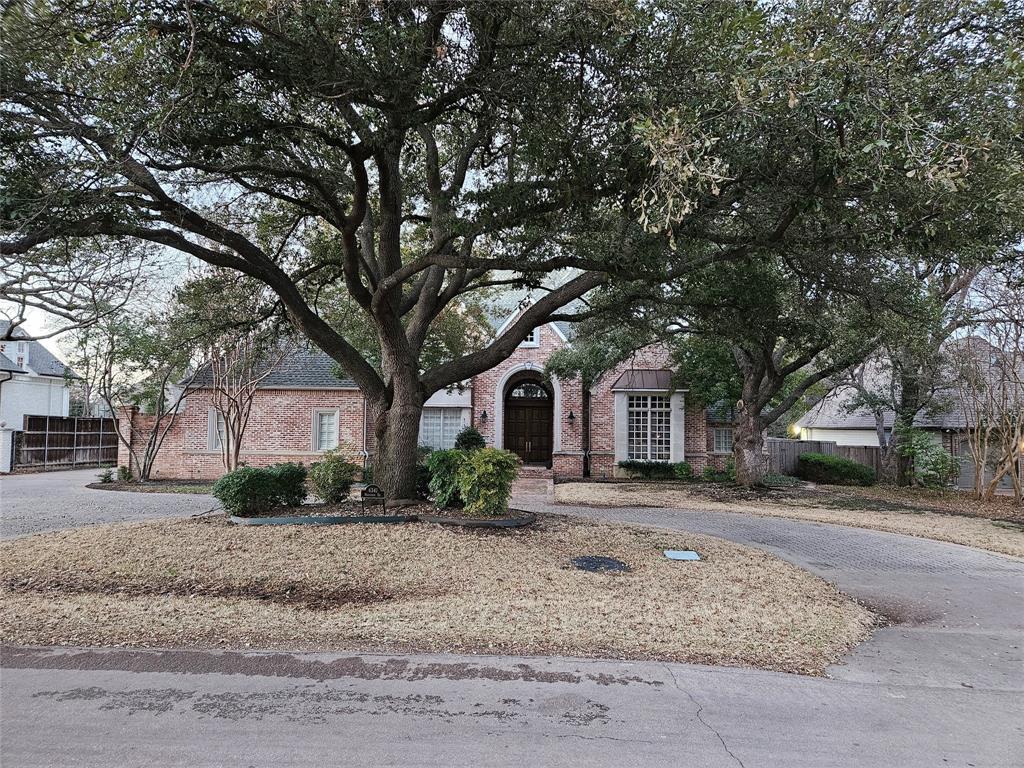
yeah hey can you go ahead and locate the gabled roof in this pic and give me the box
[190,344,357,390]
[796,337,1021,432]
[487,293,583,343]
[0,322,75,378]
[706,401,736,423]
[0,354,25,374]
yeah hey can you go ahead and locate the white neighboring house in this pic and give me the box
[0,323,74,473]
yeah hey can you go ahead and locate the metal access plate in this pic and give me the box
[571,555,631,573]
[664,550,700,561]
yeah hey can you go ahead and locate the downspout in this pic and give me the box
[582,387,591,477]
[360,393,369,474]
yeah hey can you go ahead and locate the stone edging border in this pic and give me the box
[228,511,537,528]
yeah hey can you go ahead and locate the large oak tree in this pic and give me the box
[2,1,1021,496]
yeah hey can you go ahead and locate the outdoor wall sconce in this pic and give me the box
[567,411,576,423]
[480,410,488,422]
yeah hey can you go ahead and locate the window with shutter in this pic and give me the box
[208,410,226,450]
[314,410,339,451]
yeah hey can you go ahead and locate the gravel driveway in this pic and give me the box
[0,470,216,540]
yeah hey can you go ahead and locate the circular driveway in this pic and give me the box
[0,469,215,540]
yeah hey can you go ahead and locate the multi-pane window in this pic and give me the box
[420,407,465,450]
[713,427,733,454]
[627,395,671,461]
[520,328,539,347]
[314,410,339,451]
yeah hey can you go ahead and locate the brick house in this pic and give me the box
[118,306,734,480]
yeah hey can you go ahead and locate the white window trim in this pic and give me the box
[312,408,340,452]
[613,390,685,464]
[519,326,540,348]
[712,427,733,455]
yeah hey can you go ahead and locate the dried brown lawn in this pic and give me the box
[0,515,873,674]
[554,483,1024,559]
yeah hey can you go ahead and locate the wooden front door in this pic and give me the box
[504,398,553,465]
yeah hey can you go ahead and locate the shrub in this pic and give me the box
[897,428,960,488]
[617,459,676,480]
[456,448,521,516]
[97,467,114,484]
[267,462,308,507]
[427,449,467,508]
[309,451,359,503]
[117,465,133,482]
[453,425,486,451]
[672,461,693,481]
[796,452,875,486]
[764,472,801,487]
[213,466,286,515]
[702,458,736,483]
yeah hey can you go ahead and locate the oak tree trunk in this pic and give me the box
[372,399,424,501]
[733,409,767,487]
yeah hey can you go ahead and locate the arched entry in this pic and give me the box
[503,372,554,467]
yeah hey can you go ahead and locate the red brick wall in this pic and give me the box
[121,331,724,482]
[121,388,367,480]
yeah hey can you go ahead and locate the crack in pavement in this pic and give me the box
[663,665,745,768]
[551,733,656,744]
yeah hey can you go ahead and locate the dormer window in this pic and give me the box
[520,327,540,348]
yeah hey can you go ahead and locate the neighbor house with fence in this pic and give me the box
[0,323,113,474]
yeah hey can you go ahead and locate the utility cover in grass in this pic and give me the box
[571,555,631,573]
[664,550,701,561]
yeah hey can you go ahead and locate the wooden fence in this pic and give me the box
[14,415,119,470]
[766,437,882,477]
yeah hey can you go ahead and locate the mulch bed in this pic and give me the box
[87,480,215,494]
[234,501,536,528]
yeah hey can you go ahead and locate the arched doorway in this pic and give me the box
[503,372,554,467]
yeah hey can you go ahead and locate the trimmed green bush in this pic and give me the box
[702,458,736,483]
[617,459,676,479]
[97,467,114,484]
[267,462,308,506]
[453,425,486,451]
[673,461,694,481]
[117,465,133,482]
[309,451,359,503]
[796,452,875,486]
[427,449,466,508]
[764,472,801,487]
[456,447,521,516]
[213,466,286,515]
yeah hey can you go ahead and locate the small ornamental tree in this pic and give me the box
[208,334,282,472]
[65,309,198,481]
